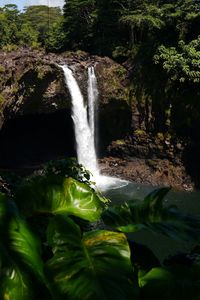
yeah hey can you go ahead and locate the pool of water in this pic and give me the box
[104,181,200,215]
[103,182,200,262]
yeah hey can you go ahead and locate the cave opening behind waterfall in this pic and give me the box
[0,110,76,169]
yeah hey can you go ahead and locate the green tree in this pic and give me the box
[45,17,65,52]
[0,4,20,48]
[120,1,164,46]
[154,37,200,83]
[63,0,96,51]
[21,5,62,45]
[0,4,39,49]
[159,0,200,44]
[16,22,39,47]
[93,0,129,55]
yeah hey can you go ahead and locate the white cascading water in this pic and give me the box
[61,65,99,177]
[87,66,98,139]
[61,65,127,191]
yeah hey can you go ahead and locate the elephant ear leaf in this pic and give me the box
[14,176,104,221]
[102,188,200,242]
[62,177,104,221]
[0,193,46,300]
[46,215,138,300]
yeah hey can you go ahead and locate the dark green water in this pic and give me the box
[103,182,200,262]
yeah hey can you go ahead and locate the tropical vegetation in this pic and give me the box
[0,4,63,50]
[1,1,200,298]
[1,160,200,299]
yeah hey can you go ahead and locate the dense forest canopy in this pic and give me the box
[0,4,63,50]
[1,1,200,67]
[1,1,200,54]
[1,1,199,81]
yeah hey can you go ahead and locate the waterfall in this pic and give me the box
[61,64,128,191]
[61,65,99,177]
[87,66,98,139]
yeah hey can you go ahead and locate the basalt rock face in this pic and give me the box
[0,49,196,190]
[0,51,65,122]
[0,49,131,168]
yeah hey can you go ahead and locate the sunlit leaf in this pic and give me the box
[46,215,138,300]
[14,176,104,222]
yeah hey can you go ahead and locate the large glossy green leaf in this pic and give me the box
[14,176,104,222]
[0,245,39,300]
[46,215,137,300]
[102,188,200,241]
[0,194,46,300]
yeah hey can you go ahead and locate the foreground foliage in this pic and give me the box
[102,187,200,241]
[1,163,200,299]
[0,193,48,299]
[47,215,135,300]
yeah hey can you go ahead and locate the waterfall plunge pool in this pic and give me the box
[103,180,200,262]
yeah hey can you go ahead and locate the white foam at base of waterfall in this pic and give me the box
[61,64,128,191]
[94,174,128,192]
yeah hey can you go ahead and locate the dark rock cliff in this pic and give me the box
[0,49,131,168]
[0,49,197,190]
